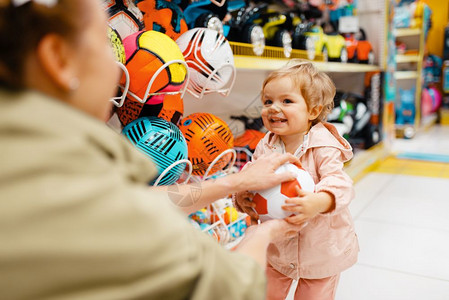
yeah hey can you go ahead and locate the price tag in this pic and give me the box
[339,16,359,33]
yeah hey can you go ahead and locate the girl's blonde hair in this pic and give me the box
[262,59,336,125]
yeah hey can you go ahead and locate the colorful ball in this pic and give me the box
[179,113,234,176]
[121,30,187,105]
[252,163,315,222]
[122,116,188,185]
[136,0,188,41]
[175,28,235,97]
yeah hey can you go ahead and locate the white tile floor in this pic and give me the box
[336,126,449,300]
[391,125,449,156]
[286,126,449,299]
[336,173,449,300]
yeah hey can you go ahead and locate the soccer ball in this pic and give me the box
[179,113,234,176]
[122,116,188,185]
[252,163,315,222]
[104,0,145,40]
[135,0,188,41]
[175,28,236,98]
[120,30,188,105]
[116,93,183,127]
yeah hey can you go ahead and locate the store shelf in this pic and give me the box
[394,70,418,79]
[234,56,380,72]
[314,61,381,73]
[394,27,421,37]
[229,41,380,72]
[396,54,420,63]
[229,41,323,61]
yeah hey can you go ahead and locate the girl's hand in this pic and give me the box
[234,191,259,223]
[282,186,335,225]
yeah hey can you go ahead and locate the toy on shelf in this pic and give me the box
[252,163,315,222]
[423,54,443,86]
[344,28,375,64]
[395,41,407,55]
[395,87,416,138]
[182,0,229,34]
[290,2,321,59]
[396,87,416,125]
[135,0,188,40]
[394,0,431,31]
[327,91,355,138]
[303,25,348,62]
[421,87,433,117]
[421,86,442,116]
[226,2,267,56]
[252,8,295,58]
[328,91,380,149]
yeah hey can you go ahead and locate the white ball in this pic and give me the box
[176,28,234,93]
[253,163,315,222]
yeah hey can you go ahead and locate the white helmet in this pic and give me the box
[176,28,236,99]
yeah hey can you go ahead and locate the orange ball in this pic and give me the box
[179,113,234,176]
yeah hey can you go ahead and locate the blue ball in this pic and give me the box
[122,116,188,185]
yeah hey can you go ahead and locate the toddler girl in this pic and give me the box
[234,59,359,300]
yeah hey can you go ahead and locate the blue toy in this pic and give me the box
[122,116,188,185]
[395,87,416,125]
[228,218,247,239]
[182,0,230,35]
[393,5,412,28]
[423,54,443,85]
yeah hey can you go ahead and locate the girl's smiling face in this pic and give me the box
[261,76,320,139]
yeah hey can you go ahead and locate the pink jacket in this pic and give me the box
[252,122,359,279]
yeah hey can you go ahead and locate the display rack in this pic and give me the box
[394,26,426,138]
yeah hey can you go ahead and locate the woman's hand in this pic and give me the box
[235,218,302,266]
[246,218,303,242]
[234,191,259,223]
[282,186,335,225]
[236,152,300,192]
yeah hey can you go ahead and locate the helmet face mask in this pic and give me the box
[113,60,190,107]
[186,61,236,99]
[110,62,130,108]
[176,28,236,100]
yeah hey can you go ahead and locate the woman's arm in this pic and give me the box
[155,152,300,214]
[234,219,301,266]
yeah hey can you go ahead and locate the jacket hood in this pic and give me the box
[307,122,353,162]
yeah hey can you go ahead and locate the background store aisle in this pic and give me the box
[335,125,449,300]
